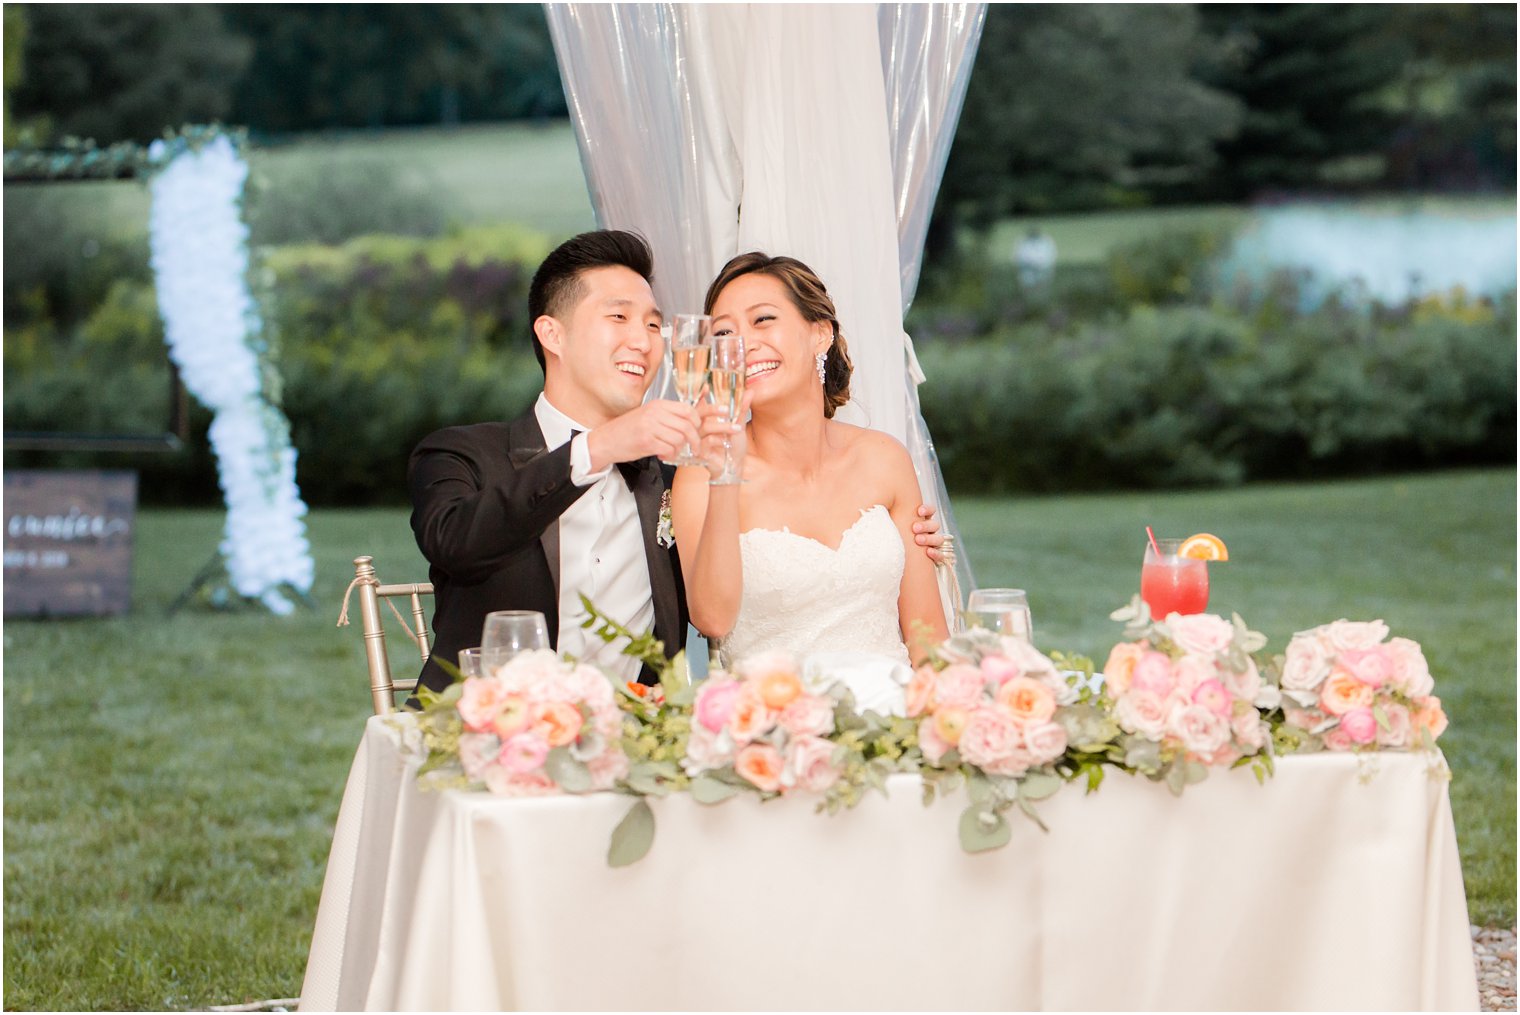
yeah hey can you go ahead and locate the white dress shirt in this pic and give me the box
[533,393,653,683]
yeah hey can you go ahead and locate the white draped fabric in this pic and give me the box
[298,715,1481,1011]
[545,2,985,617]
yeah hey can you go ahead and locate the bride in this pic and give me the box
[671,252,949,702]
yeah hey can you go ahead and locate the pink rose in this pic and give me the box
[1131,651,1176,697]
[559,664,616,709]
[918,716,952,765]
[1387,638,1433,698]
[1166,613,1235,656]
[694,679,743,733]
[734,743,784,792]
[1103,642,1147,697]
[784,735,840,793]
[957,708,1023,769]
[1376,702,1412,749]
[495,648,563,691]
[778,693,835,737]
[1339,707,1378,745]
[1230,707,1267,752]
[1023,720,1068,766]
[983,746,1036,778]
[1414,698,1449,741]
[499,731,550,774]
[728,688,777,743]
[586,747,630,791]
[1281,636,1332,692]
[905,666,937,718]
[1115,689,1169,740]
[458,732,501,780]
[1172,704,1231,757]
[994,676,1057,724]
[1319,670,1375,716]
[934,664,987,710]
[484,767,556,796]
[1339,647,1392,688]
[1321,724,1358,752]
[1219,656,1262,703]
[1320,619,1390,653]
[1191,678,1232,718]
[1172,654,1217,695]
[979,654,1021,687]
[683,721,734,773]
[458,677,509,732]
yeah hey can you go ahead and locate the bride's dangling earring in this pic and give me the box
[815,351,827,383]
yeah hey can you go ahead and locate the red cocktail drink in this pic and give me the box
[1141,538,1209,618]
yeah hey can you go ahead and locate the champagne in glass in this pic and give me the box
[1140,539,1209,619]
[708,334,746,485]
[667,314,712,465]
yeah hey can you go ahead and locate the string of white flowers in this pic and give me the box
[147,129,313,615]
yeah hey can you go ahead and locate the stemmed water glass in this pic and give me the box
[480,610,550,673]
[708,334,746,485]
[664,314,712,466]
[965,588,1034,642]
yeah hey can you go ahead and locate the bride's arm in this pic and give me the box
[671,457,745,641]
[874,436,950,661]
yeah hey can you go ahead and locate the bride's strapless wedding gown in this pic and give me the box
[715,504,912,714]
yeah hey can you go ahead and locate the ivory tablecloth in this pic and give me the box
[299,714,1479,1011]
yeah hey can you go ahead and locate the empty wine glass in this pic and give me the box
[965,588,1034,642]
[457,646,486,678]
[480,610,550,662]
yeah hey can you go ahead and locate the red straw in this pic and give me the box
[1145,525,1161,556]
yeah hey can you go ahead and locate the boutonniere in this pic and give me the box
[657,490,675,548]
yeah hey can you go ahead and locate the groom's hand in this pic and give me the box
[586,401,701,472]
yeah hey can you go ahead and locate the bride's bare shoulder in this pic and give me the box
[828,421,913,473]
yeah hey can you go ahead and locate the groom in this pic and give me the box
[407,229,946,701]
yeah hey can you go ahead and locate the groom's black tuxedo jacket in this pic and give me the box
[405,407,686,703]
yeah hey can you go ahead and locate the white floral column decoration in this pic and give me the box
[147,128,314,615]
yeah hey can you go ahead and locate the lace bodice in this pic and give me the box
[716,504,910,668]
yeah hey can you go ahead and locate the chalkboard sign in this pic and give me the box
[4,470,137,617]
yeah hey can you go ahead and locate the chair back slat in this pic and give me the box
[352,556,435,715]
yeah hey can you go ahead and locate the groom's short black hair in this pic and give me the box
[527,230,655,372]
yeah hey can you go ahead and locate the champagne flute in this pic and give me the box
[480,610,551,667]
[965,588,1034,642]
[666,314,712,466]
[708,334,746,485]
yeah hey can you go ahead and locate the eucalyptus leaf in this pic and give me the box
[662,650,691,695]
[1164,761,1187,796]
[965,771,993,806]
[690,774,743,805]
[1015,795,1050,832]
[545,747,592,793]
[958,805,1012,853]
[1372,703,1391,733]
[921,781,936,806]
[1184,759,1209,785]
[1019,770,1064,801]
[607,799,655,867]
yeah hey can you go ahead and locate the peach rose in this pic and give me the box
[778,693,835,738]
[918,716,952,765]
[734,743,784,792]
[1023,720,1068,766]
[1320,619,1390,653]
[1115,689,1169,740]
[1339,647,1393,688]
[457,677,509,732]
[1103,642,1147,697]
[756,669,804,710]
[906,666,938,718]
[934,664,987,710]
[1319,670,1375,716]
[1376,702,1412,749]
[499,731,550,774]
[957,708,1023,769]
[1414,697,1449,740]
[784,735,840,793]
[530,700,584,747]
[735,649,797,681]
[934,706,971,746]
[1191,678,1232,718]
[695,678,743,732]
[491,694,531,739]
[1339,707,1378,745]
[728,688,777,743]
[995,676,1057,724]
[1131,651,1176,697]
[1281,636,1332,692]
[1386,638,1433,698]
[1167,613,1235,656]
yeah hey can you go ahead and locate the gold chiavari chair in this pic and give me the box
[338,555,433,715]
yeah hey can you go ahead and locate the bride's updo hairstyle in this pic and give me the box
[704,252,853,419]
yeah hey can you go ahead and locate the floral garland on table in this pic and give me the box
[404,597,1450,866]
[146,125,314,614]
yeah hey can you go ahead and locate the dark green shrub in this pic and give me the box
[246,157,449,247]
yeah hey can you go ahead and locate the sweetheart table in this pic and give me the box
[298,713,1479,1011]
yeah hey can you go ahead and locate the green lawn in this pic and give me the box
[3,468,1513,1009]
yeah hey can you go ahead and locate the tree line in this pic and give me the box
[7,3,1515,232]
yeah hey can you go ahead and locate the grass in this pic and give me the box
[3,468,1513,1008]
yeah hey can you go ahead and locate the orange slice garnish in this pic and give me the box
[1179,533,1228,561]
